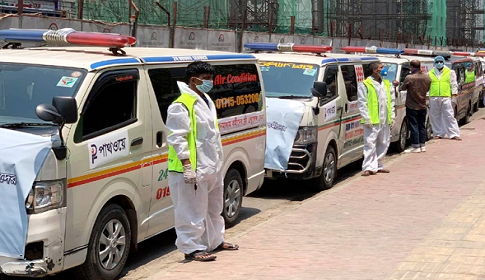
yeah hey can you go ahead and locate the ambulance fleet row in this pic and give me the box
[0,28,482,280]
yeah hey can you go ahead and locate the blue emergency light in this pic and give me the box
[244,42,332,53]
[341,46,404,55]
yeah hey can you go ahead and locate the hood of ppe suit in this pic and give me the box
[166,81,223,180]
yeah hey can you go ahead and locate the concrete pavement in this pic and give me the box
[142,118,485,280]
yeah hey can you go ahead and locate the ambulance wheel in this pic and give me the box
[311,145,336,191]
[223,168,243,227]
[461,103,472,125]
[74,204,131,280]
[426,118,433,141]
[394,120,408,153]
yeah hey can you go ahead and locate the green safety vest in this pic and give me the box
[168,93,198,173]
[361,77,392,124]
[465,70,475,83]
[429,68,451,97]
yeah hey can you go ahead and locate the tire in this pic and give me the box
[73,204,131,280]
[222,168,243,227]
[310,145,336,191]
[393,120,408,153]
[461,103,472,125]
[426,117,433,141]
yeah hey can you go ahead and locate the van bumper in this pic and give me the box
[265,142,318,180]
[0,207,66,277]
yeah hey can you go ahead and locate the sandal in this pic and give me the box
[184,250,217,262]
[214,242,239,251]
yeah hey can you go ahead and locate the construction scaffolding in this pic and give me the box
[72,0,484,47]
[324,0,433,44]
[446,0,485,47]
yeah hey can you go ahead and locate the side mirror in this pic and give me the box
[52,96,78,124]
[392,80,400,87]
[311,81,328,98]
[36,104,63,124]
[35,96,78,160]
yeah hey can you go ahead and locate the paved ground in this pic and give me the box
[126,117,485,280]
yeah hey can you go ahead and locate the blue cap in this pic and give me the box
[434,56,445,63]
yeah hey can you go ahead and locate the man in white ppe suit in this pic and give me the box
[357,62,395,176]
[166,61,239,262]
[428,56,461,140]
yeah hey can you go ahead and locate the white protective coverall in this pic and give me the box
[357,78,395,173]
[428,67,460,138]
[166,81,225,254]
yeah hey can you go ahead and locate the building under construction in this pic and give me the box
[59,0,485,47]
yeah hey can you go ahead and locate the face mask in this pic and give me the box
[195,78,213,93]
[380,69,388,77]
[435,62,444,69]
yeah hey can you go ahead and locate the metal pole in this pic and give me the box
[171,1,177,48]
[290,16,295,35]
[238,9,247,53]
[155,2,171,28]
[78,0,84,20]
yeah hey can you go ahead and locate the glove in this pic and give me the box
[183,164,197,184]
[364,120,373,129]
[390,119,395,129]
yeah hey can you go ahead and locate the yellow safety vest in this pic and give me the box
[465,70,475,83]
[168,93,198,173]
[429,68,451,97]
[361,77,392,124]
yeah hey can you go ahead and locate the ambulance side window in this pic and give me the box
[340,65,358,101]
[454,64,465,86]
[148,68,184,123]
[74,69,139,142]
[323,65,338,97]
[401,63,410,83]
[362,64,374,78]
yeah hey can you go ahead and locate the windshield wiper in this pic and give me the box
[278,95,311,99]
[0,122,55,128]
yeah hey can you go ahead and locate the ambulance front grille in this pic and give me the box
[286,148,311,173]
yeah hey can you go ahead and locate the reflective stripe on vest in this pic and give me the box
[361,77,392,124]
[168,93,198,173]
[429,68,451,97]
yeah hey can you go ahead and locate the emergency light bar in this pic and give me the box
[402,48,452,58]
[341,46,404,55]
[0,28,137,49]
[474,52,485,57]
[244,43,332,53]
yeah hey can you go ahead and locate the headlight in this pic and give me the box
[294,126,318,144]
[25,179,66,214]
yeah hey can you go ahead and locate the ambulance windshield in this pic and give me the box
[0,63,86,125]
[259,61,319,98]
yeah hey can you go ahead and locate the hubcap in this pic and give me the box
[224,179,241,218]
[324,152,335,183]
[98,219,126,270]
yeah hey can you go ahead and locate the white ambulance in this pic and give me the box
[0,29,266,279]
[245,43,379,190]
[341,46,435,151]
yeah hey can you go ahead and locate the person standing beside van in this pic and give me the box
[166,61,239,262]
[357,62,395,176]
[402,60,431,153]
[428,56,461,140]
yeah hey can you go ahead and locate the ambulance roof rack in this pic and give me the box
[0,28,137,56]
[341,46,404,57]
[244,43,332,56]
